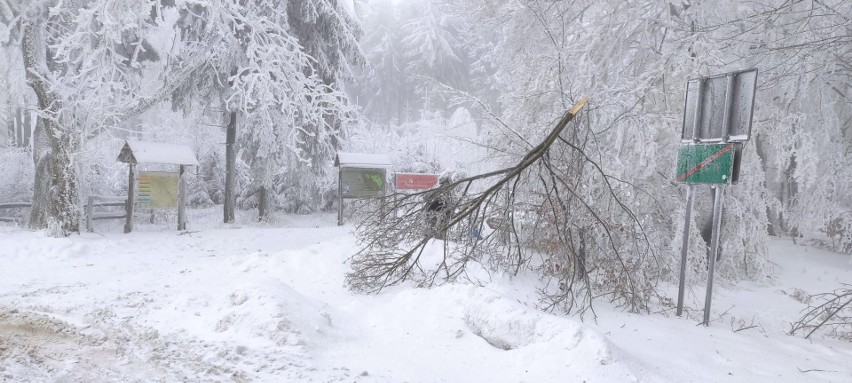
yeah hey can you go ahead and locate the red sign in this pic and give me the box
[395,173,439,190]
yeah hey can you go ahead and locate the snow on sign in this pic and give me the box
[395,173,439,190]
[334,152,392,169]
[117,140,199,166]
[676,144,734,184]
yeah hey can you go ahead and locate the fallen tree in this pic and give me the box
[346,97,662,316]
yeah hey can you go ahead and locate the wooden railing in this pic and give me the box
[86,196,127,232]
[0,202,31,223]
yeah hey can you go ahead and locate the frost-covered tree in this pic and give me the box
[281,0,364,214]
[665,0,851,251]
[354,0,470,123]
[168,0,362,219]
[355,0,409,123]
[430,0,697,313]
[400,1,468,92]
[0,0,183,235]
[349,0,850,315]
[447,0,849,307]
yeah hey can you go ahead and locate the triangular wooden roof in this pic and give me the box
[117,140,199,166]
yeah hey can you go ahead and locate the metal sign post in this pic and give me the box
[703,186,725,325]
[676,184,694,317]
[674,68,757,325]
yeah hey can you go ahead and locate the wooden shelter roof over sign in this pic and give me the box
[334,152,392,168]
[117,140,199,166]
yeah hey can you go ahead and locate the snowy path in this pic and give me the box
[1,221,850,382]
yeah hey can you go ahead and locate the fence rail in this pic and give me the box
[86,196,128,232]
[0,202,31,223]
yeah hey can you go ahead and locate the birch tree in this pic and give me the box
[0,0,237,234]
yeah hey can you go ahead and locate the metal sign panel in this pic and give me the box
[676,144,734,184]
[681,69,757,143]
[395,173,439,190]
[341,168,386,198]
[137,171,179,208]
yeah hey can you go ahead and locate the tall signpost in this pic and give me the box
[675,69,757,326]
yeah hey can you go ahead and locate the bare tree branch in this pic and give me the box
[789,283,852,340]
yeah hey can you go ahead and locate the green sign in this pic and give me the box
[676,144,734,184]
[341,168,386,198]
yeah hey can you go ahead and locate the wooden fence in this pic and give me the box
[0,202,31,223]
[86,196,127,232]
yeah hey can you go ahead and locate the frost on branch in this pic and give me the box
[170,0,362,214]
[789,284,852,341]
[346,98,663,315]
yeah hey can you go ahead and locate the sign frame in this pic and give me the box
[117,140,198,233]
[681,68,758,144]
[340,167,388,198]
[334,152,392,226]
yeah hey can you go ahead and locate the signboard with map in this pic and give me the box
[137,171,179,208]
[341,168,386,198]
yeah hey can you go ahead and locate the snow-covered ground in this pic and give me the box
[1,213,850,382]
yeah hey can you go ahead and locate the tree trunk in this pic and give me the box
[224,109,236,223]
[753,134,780,236]
[28,121,51,229]
[48,132,81,233]
[781,154,798,236]
[258,186,268,222]
[22,22,80,235]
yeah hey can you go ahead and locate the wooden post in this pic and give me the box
[86,196,94,232]
[224,110,236,224]
[379,169,386,219]
[124,163,136,233]
[178,165,187,230]
[337,168,344,226]
[258,186,268,222]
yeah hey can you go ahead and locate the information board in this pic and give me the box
[341,168,386,198]
[395,173,439,190]
[137,171,179,208]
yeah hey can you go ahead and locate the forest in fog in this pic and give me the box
[0,0,850,308]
